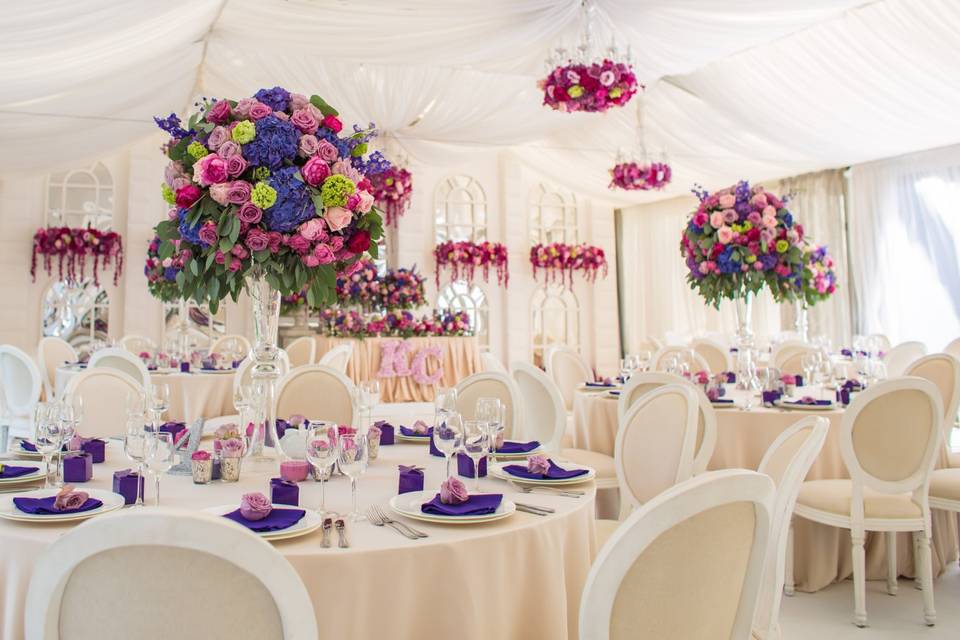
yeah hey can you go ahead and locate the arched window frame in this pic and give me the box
[41,281,110,346]
[530,284,580,362]
[529,182,578,245]
[434,175,487,243]
[437,280,490,350]
[45,161,114,230]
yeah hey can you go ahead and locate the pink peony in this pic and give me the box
[439,476,469,504]
[527,455,551,475]
[316,139,338,163]
[237,202,263,224]
[301,156,331,186]
[287,234,311,254]
[206,126,230,151]
[226,181,252,204]
[193,154,228,186]
[693,212,708,227]
[298,218,326,241]
[291,108,319,134]
[248,102,273,120]
[245,228,270,252]
[175,184,202,208]
[191,450,211,461]
[324,206,353,232]
[303,254,320,267]
[298,134,319,157]
[328,236,344,252]
[718,194,736,208]
[239,492,272,521]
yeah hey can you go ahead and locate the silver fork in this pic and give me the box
[510,482,584,498]
[367,507,418,539]
[372,504,428,539]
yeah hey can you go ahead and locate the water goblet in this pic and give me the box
[33,403,60,489]
[124,417,148,506]
[433,412,464,479]
[145,431,174,506]
[357,380,381,431]
[306,425,340,515]
[338,432,369,522]
[463,420,490,492]
[476,397,502,461]
[148,383,170,432]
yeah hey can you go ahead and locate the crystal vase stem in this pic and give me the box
[247,271,282,466]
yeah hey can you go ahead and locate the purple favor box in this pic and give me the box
[761,390,782,406]
[398,465,424,494]
[63,453,93,482]
[375,422,395,445]
[81,438,105,463]
[456,453,487,478]
[180,361,190,373]
[270,478,299,506]
[112,469,144,504]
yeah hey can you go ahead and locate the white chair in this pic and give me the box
[943,337,960,362]
[793,377,943,627]
[869,333,893,352]
[209,334,252,359]
[454,372,522,439]
[579,470,774,640]
[771,341,822,376]
[25,507,317,640]
[691,338,731,373]
[883,341,928,376]
[285,336,317,369]
[276,364,357,426]
[754,417,829,640]
[88,347,151,390]
[119,335,156,355]
[0,345,43,438]
[480,352,508,375]
[546,346,593,412]
[317,343,354,375]
[37,336,77,401]
[64,369,144,439]
[651,345,710,374]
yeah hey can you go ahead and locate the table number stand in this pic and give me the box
[168,418,205,475]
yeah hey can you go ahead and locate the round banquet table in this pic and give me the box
[55,366,236,424]
[0,441,597,640]
[571,386,959,593]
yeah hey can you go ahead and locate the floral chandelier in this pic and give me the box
[609,99,671,191]
[539,1,640,114]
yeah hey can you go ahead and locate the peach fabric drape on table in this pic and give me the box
[314,336,482,402]
[572,391,959,593]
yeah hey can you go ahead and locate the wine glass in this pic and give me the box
[33,403,60,488]
[356,380,381,431]
[124,417,147,506]
[476,398,503,461]
[338,432,369,522]
[148,383,170,432]
[619,358,631,383]
[145,431,174,506]
[306,425,340,515]
[636,350,652,372]
[126,389,146,422]
[463,420,490,492]
[434,387,458,420]
[664,355,679,375]
[56,395,82,485]
[433,411,464,479]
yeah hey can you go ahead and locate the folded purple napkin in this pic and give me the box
[496,440,541,454]
[223,507,305,532]
[421,493,502,516]
[19,441,65,453]
[13,495,102,515]
[761,390,782,405]
[502,459,588,480]
[784,398,832,406]
[399,425,430,438]
[585,381,613,388]
[0,465,37,479]
[710,398,735,404]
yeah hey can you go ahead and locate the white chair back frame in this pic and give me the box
[509,361,565,452]
[454,371,523,440]
[87,348,151,390]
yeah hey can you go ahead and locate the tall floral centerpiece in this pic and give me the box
[793,243,838,341]
[152,87,385,463]
[144,235,194,354]
[680,181,805,345]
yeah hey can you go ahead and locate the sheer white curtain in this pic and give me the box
[849,145,960,350]
[617,195,782,352]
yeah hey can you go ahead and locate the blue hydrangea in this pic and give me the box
[177,209,202,245]
[254,86,290,112]
[242,115,299,169]
[717,246,740,274]
[782,212,793,227]
[263,166,316,232]
[760,254,778,270]
[164,267,178,281]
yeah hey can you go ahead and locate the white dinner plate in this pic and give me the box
[491,461,596,486]
[578,384,620,393]
[0,488,125,523]
[491,441,544,460]
[0,464,45,485]
[196,368,236,375]
[710,401,738,410]
[775,400,836,412]
[389,490,515,525]
[396,433,431,443]
[203,504,323,541]
[11,442,45,460]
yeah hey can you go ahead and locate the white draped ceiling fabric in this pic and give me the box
[3,0,960,204]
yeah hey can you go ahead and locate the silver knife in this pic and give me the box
[515,502,555,514]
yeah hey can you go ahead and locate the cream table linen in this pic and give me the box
[571,388,959,592]
[314,336,482,403]
[56,366,235,424]
[0,441,596,640]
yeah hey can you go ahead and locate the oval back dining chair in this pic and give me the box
[454,372,522,440]
[25,508,317,640]
[772,341,822,376]
[481,352,508,375]
[63,369,145,439]
[276,364,357,426]
[579,470,774,640]
[546,346,593,412]
[37,336,77,401]
[118,335,156,356]
[906,354,960,431]
[0,344,43,438]
[943,337,960,362]
[88,347,151,390]
[317,343,354,375]
[284,336,317,369]
[691,338,731,374]
[651,345,710,374]
[209,334,252,360]
[883,341,928,377]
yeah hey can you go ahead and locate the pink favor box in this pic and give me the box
[280,460,310,482]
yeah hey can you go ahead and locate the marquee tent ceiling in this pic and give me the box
[2,0,959,203]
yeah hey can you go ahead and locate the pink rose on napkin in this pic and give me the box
[220,438,244,458]
[288,414,307,428]
[798,396,817,405]
[53,485,89,511]
[527,455,550,475]
[214,424,240,440]
[239,492,272,521]
[411,420,429,435]
[440,477,469,505]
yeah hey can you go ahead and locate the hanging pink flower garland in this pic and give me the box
[609,161,672,191]
[530,242,608,288]
[31,226,124,286]
[370,166,413,226]
[539,59,640,113]
[434,240,509,288]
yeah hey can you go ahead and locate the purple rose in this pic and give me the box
[290,108,319,134]
[440,477,469,505]
[164,161,186,187]
[289,93,309,111]
[206,126,230,151]
[249,102,273,120]
[220,438,244,458]
[287,233,310,254]
[209,183,231,205]
[316,139,339,162]
[239,492,272,521]
[298,134,319,158]
[237,202,263,224]
[225,154,248,178]
[198,221,218,247]
[233,98,256,119]
[53,485,89,511]
[226,180,252,204]
[206,100,232,124]
[245,228,271,252]
[217,141,241,158]
[527,455,550,475]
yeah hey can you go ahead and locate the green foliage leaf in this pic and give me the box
[309,95,339,117]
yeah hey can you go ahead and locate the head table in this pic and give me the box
[0,440,597,640]
[572,385,959,593]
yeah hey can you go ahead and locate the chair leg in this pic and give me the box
[784,522,795,597]
[918,532,936,626]
[912,531,923,590]
[852,531,867,627]
[884,531,898,595]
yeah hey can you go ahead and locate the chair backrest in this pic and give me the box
[88,347,151,389]
[0,345,42,418]
[579,470,774,640]
[118,335,156,355]
[651,346,710,374]
[868,333,893,352]
[883,341,928,377]
[944,337,960,362]
[318,343,354,374]
[454,372,522,440]
[615,384,700,509]
[841,377,942,497]
[481,352,508,375]
[771,341,821,376]
[235,352,291,396]
[276,364,357,426]
[209,334,252,359]
[285,336,317,369]
[37,337,77,401]
[691,338,731,374]
[753,417,829,640]
[25,507,317,640]
[64,369,144,439]
[618,372,717,475]
[510,361,565,452]
[546,346,593,411]
[906,353,960,432]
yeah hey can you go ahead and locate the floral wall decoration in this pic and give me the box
[530,242,608,288]
[433,241,508,288]
[31,226,124,286]
[319,309,471,339]
[369,165,412,227]
[334,259,427,311]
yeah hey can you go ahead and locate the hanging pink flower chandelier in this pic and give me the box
[609,160,672,191]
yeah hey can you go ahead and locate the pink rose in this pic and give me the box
[268,232,283,253]
[206,100,232,124]
[245,228,270,252]
[273,111,289,121]
[722,209,738,224]
[287,233,311,254]
[693,212,708,227]
[313,243,335,264]
[233,98,256,119]
[316,139,338,162]
[209,183,231,205]
[237,202,262,224]
[206,126,230,151]
[440,476,469,505]
[191,450,211,461]
[298,134,319,158]
[527,455,551,475]
[217,141,241,158]
[747,211,762,225]
[214,250,226,265]
[239,492,272,521]
[298,217,326,241]
[762,215,777,229]
[291,108,319,134]
[53,485,89,511]
[328,236,344,252]
[225,154,248,178]
[193,154,228,186]
[324,206,353,232]
[718,194,736,208]
[171,176,191,191]
[289,93,309,111]
[229,258,242,272]
[301,156,331,186]
[226,180,252,204]
[762,205,776,217]
[332,159,362,182]
[248,102,273,120]
[323,114,343,133]
[356,191,374,213]
[717,226,734,245]
[198,222,219,246]
[709,211,724,228]
[303,254,320,267]
[231,244,248,259]
[751,193,768,208]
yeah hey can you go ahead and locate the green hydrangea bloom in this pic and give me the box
[567,85,584,99]
[161,183,176,205]
[252,166,271,182]
[251,182,277,209]
[187,141,209,160]
[776,239,789,254]
[232,121,256,144]
[320,175,357,208]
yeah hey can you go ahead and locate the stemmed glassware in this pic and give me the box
[433,411,464,479]
[148,383,170,432]
[306,424,340,515]
[636,351,652,372]
[434,387,458,423]
[462,420,490,492]
[144,431,174,506]
[124,417,147,506]
[33,403,60,488]
[55,395,82,486]
[356,380,381,432]
[476,397,503,462]
[338,432,369,522]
